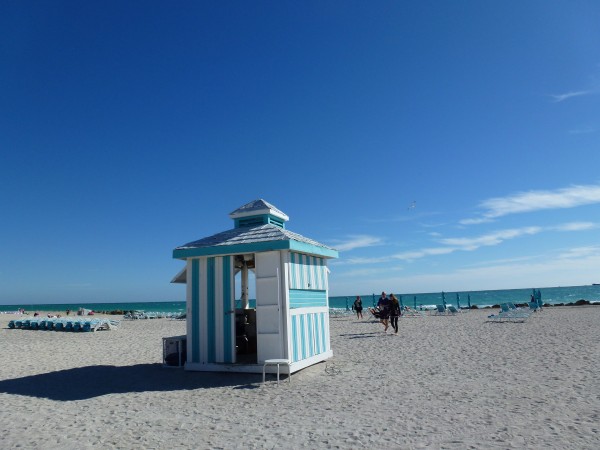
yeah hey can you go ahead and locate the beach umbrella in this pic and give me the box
[442,291,446,309]
[456,293,460,309]
[467,294,471,309]
[413,296,417,309]
[537,289,542,308]
[399,295,403,308]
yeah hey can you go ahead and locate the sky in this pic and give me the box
[1,1,599,305]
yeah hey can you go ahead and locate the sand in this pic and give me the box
[0,307,598,449]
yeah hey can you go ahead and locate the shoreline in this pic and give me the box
[2,298,599,316]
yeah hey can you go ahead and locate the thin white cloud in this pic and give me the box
[393,247,457,261]
[461,184,600,224]
[552,221,598,232]
[550,90,594,102]
[459,217,493,225]
[333,256,393,265]
[463,254,543,268]
[439,227,543,250]
[389,221,594,262]
[333,235,383,252]
[558,245,600,259]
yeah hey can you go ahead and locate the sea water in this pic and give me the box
[1,284,599,314]
[329,284,600,310]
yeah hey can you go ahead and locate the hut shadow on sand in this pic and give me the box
[0,364,262,401]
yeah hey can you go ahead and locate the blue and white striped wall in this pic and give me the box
[186,256,235,366]
[289,309,330,363]
[289,252,327,291]
[286,252,331,365]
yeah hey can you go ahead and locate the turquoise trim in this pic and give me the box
[268,216,285,228]
[300,314,307,360]
[234,216,267,228]
[315,313,323,354]
[319,312,326,353]
[298,253,306,290]
[207,258,215,363]
[234,214,285,229]
[307,313,314,358]
[173,240,338,259]
[289,241,338,258]
[289,289,327,308]
[222,256,233,363]
[290,252,296,289]
[291,317,299,362]
[191,259,200,363]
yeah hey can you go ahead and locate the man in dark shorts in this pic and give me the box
[352,296,363,319]
[377,292,391,332]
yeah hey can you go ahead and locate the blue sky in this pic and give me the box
[1,1,599,304]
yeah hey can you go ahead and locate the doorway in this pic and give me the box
[234,254,257,364]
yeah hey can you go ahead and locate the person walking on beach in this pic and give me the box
[389,294,401,335]
[352,296,363,319]
[377,292,391,332]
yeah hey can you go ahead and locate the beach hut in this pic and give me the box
[171,199,338,374]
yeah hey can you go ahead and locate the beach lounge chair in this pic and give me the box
[106,319,121,330]
[500,303,532,318]
[486,311,529,323]
[367,307,381,320]
[488,304,530,322]
[368,307,382,319]
[447,305,460,315]
[401,306,423,317]
[529,301,540,312]
[432,305,446,315]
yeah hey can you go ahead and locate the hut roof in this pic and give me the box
[229,199,289,221]
[173,224,338,259]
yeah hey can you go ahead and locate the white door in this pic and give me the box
[255,251,283,362]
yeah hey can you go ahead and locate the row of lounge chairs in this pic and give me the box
[431,304,463,315]
[8,317,120,331]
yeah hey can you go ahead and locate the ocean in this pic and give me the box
[1,284,599,314]
[330,284,600,310]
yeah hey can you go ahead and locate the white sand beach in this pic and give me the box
[0,307,598,449]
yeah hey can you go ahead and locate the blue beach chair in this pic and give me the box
[447,305,460,315]
[433,304,447,315]
[487,311,529,323]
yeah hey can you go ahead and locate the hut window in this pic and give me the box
[268,217,284,228]
[237,217,266,228]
